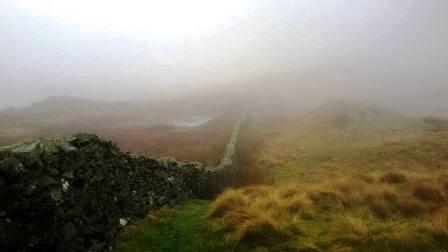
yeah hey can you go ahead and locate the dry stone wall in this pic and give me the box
[0,127,242,251]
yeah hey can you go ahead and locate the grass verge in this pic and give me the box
[113,200,230,252]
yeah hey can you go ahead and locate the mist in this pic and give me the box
[1,0,447,116]
[3,2,448,251]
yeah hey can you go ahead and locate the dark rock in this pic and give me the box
[63,222,78,241]
[0,131,239,252]
[63,170,74,179]
[37,175,58,187]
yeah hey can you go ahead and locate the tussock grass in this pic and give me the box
[207,189,248,219]
[208,176,448,250]
[206,185,312,249]
[380,172,407,184]
[205,109,448,250]
[412,184,445,203]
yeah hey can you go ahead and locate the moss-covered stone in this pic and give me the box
[0,133,235,252]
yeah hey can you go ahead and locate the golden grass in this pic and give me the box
[207,189,248,219]
[412,184,445,203]
[206,185,311,249]
[207,170,448,250]
[206,108,448,250]
[379,172,407,184]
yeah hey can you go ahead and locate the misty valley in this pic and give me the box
[1,0,448,251]
[1,98,447,251]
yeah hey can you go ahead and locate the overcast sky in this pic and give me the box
[0,0,447,113]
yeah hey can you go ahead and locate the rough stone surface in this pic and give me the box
[0,133,238,252]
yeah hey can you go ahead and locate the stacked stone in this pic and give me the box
[0,134,208,252]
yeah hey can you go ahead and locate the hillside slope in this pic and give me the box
[205,101,448,251]
[114,101,448,251]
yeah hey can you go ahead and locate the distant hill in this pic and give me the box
[308,100,423,128]
[422,116,448,132]
[0,96,139,128]
[0,95,240,146]
[0,95,236,130]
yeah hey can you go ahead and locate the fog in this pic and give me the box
[1,0,447,115]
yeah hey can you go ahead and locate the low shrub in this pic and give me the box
[412,185,444,203]
[380,172,407,184]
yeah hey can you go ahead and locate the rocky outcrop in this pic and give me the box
[0,133,234,252]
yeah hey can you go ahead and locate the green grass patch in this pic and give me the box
[113,200,230,252]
